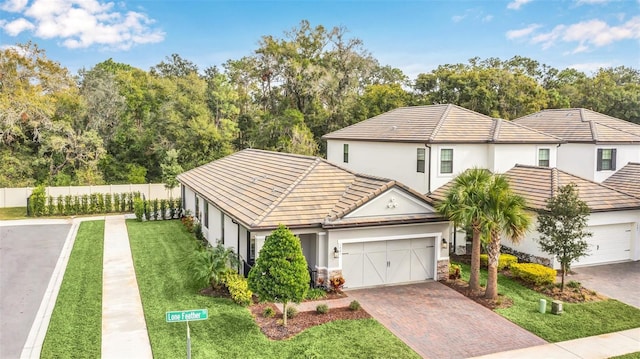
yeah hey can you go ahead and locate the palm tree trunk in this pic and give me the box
[469,227,482,292]
[283,301,288,327]
[485,234,501,300]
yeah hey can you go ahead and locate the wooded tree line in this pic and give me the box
[2,20,639,187]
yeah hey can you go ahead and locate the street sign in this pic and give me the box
[165,309,208,323]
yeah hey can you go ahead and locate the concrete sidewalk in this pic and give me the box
[471,328,640,359]
[101,215,152,359]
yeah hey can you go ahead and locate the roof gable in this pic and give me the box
[177,149,445,229]
[343,187,435,219]
[322,104,563,144]
[513,108,640,143]
[603,162,640,198]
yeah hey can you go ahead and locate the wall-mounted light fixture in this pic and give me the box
[441,238,448,249]
[333,246,340,258]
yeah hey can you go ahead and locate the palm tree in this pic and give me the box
[482,174,531,300]
[436,168,493,292]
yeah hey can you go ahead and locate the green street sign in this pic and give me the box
[166,309,208,323]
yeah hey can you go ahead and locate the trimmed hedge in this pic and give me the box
[480,253,518,270]
[222,271,253,307]
[511,263,556,286]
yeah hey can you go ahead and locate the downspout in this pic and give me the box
[425,144,432,194]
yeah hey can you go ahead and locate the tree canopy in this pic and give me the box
[2,21,638,187]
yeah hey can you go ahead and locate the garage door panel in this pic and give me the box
[341,237,437,289]
[575,224,631,266]
[364,251,387,286]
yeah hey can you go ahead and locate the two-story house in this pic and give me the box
[513,108,640,183]
[322,104,564,194]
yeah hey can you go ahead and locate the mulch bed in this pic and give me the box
[200,287,370,340]
[250,302,371,340]
[440,279,514,310]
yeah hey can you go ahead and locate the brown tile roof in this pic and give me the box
[603,162,640,198]
[513,108,640,143]
[428,165,640,212]
[177,149,444,230]
[322,104,564,144]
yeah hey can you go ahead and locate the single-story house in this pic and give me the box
[429,164,640,268]
[177,149,451,289]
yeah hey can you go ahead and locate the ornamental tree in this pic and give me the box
[536,183,592,291]
[248,224,310,326]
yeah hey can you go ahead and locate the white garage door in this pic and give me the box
[341,237,435,289]
[575,223,632,266]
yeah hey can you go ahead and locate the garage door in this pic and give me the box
[575,224,632,266]
[341,237,435,289]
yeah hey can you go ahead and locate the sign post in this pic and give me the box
[166,309,208,358]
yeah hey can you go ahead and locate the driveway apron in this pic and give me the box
[348,282,547,359]
[568,262,640,309]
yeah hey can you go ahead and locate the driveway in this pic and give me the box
[0,222,71,359]
[568,262,640,308]
[348,282,546,359]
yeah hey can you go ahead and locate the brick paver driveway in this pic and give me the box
[348,282,546,359]
[568,262,640,309]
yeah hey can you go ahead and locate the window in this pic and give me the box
[440,149,453,174]
[343,144,349,163]
[597,148,616,171]
[203,202,209,228]
[538,148,550,167]
[220,215,225,245]
[195,195,199,219]
[249,235,255,260]
[417,148,426,173]
[181,185,185,210]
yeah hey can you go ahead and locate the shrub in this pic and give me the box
[567,280,581,289]
[29,185,46,217]
[316,304,329,314]
[73,196,81,215]
[182,215,195,232]
[81,194,89,214]
[286,306,297,319]
[144,200,151,221]
[160,199,167,220]
[480,253,518,270]
[329,275,345,293]
[305,288,327,300]
[113,194,120,213]
[511,263,556,286]
[127,193,134,212]
[348,300,361,311]
[64,195,73,215]
[104,194,112,213]
[47,196,55,216]
[119,193,127,212]
[263,307,275,318]
[133,198,145,222]
[152,199,159,220]
[89,193,98,214]
[449,263,461,280]
[222,272,253,306]
[57,195,64,215]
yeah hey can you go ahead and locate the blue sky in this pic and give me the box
[1,0,639,79]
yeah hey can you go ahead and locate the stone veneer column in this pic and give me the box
[437,259,450,281]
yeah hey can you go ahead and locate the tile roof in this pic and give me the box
[513,108,640,143]
[603,162,640,198]
[428,165,640,212]
[177,149,444,230]
[321,104,564,144]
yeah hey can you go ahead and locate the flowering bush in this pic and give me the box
[329,275,345,292]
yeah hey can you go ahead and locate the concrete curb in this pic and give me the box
[19,219,80,359]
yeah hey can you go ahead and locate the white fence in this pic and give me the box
[0,184,181,208]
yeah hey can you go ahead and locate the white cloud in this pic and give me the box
[506,24,541,39]
[452,14,466,23]
[576,0,611,4]
[0,0,164,50]
[513,17,640,52]
[567,62,611,73]
[507,0,533,10]
[482,15,494,23]
[3,17,34,35]
[1,0,28,12]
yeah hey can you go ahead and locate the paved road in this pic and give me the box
[0,223,71,359]
[569,261,640,308]
[348,282,547,359]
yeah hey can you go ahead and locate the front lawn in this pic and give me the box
[41,220,104,358]
[0,207,27,220]
[127,220,419,358]
[456,262,640,342]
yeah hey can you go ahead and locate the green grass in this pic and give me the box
[0,207,27,219]
[41,220,104,358]
[127,220,419,359]
[456,262,640,342]
[610,352,640,359]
